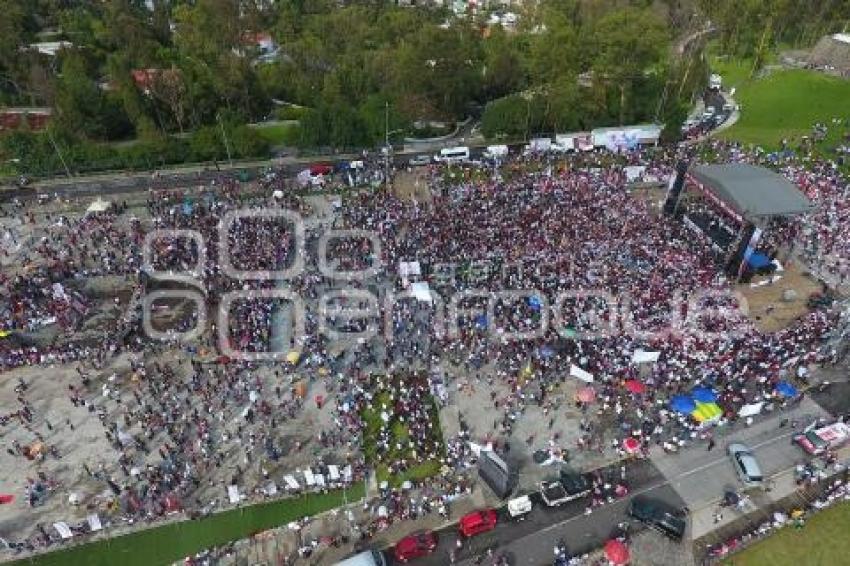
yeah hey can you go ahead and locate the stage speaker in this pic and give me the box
[662,160,690,217]
[726,223,757,278]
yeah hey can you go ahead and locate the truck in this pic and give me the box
[553,134,575,153]
[710,74,722,90]
[793,421,850,455]
[524,137,552,154]
[539,468,590,507]
[539,480,571,507]
[484,145,509,160]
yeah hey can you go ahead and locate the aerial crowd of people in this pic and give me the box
[0,121,848,564]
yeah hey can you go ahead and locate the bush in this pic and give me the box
[0,124,271,179]
[273,105,308,121]
[229,125,270,159]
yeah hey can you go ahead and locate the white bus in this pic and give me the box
[435,146,470,163]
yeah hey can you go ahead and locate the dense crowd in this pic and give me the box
[0,127,848,563]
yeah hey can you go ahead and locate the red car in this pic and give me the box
[458,509,498,537]
[393,531,437,562]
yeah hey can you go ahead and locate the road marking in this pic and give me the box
[673,429,797,481]
[509,429,802,542]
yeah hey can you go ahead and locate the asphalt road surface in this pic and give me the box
[405,458,684,566]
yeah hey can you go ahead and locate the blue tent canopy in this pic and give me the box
[747,252,771,269]
[670,395,696,414]
[691,386,717,403]
[775,381,798,398]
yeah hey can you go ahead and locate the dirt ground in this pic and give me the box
[393,168,433,204]
[737,258,822,332]
[629,184,668,216]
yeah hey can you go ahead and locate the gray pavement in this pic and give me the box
[650,395,827,516]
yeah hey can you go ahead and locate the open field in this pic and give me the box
[719,69,850,148]
[12,484,364,566]
[722,502,850,566]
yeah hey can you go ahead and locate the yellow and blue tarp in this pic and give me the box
[692,401,723,423]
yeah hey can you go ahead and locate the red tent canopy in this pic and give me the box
[604,539,630,565]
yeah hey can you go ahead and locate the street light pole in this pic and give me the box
[384,101,390,188]
[46,128,72,179]
[217,112,234,168]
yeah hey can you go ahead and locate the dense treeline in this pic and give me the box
[700,0,850,63]
[1,0,845,175]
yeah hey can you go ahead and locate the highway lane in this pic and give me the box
[406,457,680,566]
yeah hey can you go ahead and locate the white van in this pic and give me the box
[435,146,470,164]
[334,550,387,566]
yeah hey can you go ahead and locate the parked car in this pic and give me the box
[393,531,437,563]
[628,495,687,541]
[728,443,763,487]
[458,509,498,537]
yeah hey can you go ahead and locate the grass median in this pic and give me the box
[13,483,364,566]
[722,501,850,566]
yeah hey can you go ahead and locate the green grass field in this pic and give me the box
[719,68,850,148]
[13,483,364,566]
[722,502,850,566]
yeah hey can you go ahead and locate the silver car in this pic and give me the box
[728,443,763,487]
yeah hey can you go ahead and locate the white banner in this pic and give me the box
[570,364,594,383]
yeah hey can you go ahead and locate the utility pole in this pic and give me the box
[217,112,233,168]
[46,129,72,179]
[384,101,390,188]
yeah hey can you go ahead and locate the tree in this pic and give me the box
[482,28,526,100]
[592,7,669,125]
[545,77,582,132]
[481,95,533,139]
[54,50,131,140]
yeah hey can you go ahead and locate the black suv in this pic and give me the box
[627,495,687,541]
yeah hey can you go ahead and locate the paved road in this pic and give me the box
[652,396,828,513]
[404,458,683,566]
[372,392,835,566]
